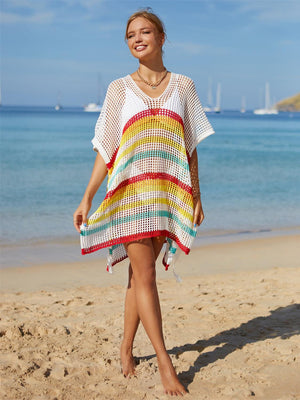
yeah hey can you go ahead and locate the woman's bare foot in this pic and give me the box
[120,342,136,377]
[157,353,187,396]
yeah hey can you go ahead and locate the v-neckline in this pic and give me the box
[127,72,174,100]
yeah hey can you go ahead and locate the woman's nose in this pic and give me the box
[135,33,142,43]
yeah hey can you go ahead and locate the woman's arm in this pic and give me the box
[73,152,108,233]
[189,148,204,227]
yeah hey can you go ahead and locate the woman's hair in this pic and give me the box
[125,8,166,41]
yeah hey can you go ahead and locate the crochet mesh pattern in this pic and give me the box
[80,73,214,271]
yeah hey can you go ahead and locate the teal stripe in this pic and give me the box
[169,245,177,254]
[81,210,195,238]
[108,150,189,190]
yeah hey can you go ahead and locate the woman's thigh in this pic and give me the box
[124,236,166,275]
[124,236,166,261]
[151,235,166,259]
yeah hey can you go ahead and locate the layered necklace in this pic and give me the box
[137,68,168,90]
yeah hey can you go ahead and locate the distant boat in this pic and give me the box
[241,96,246,113]
[55,91,63,111]
[214,83,221,113]
[204,78,213,113]
[254,83,278,115]
[84,73,103,112]
[204,80,221,113]
[83,103,102,112]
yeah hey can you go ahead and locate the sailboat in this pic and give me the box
[84,74,103,112]
[203,78,213,113]
[214,83,221,113]
[241,96,246,113]
[83,103,102,112]
[55,91,63,111]
[254,83,278,115]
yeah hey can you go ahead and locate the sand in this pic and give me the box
[1,234,300,399]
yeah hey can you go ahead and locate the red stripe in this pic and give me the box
[122,108,184,134]
[107,148,119,170]
[104,172,192,202]
[81,230,191,257]
[106,109,184,172]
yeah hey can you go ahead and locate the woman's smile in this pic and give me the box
[135,45,147,51]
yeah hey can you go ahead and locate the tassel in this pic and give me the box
[107,253,113,274]
[173,268,182,283]
[163,239,182,282]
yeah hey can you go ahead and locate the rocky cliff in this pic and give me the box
[276,93,300,112]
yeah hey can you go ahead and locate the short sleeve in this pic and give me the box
[92,80,124,167]
[183,79,215,157]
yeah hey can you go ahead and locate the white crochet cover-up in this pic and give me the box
[80,73,214,272]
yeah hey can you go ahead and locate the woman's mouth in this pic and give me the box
[135,45,147,51]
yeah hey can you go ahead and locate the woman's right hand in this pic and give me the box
[73,199,92,233]
[73,152,108,234]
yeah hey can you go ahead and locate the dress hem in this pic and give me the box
[81,229,191,261]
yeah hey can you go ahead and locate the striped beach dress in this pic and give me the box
[80,73,214,273]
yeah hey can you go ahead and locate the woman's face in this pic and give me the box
[127,17,164,61]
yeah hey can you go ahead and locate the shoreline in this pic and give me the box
[1,232,299,294]
[1,225,299,270]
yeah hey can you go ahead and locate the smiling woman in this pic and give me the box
[73,8,214,397]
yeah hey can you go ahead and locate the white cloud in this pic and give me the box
[168,41,207,55]
[0,11,54,24]
[235,0,300,23]
[278,39,296,46]
[167,41,230,57]
[0,0,106,25]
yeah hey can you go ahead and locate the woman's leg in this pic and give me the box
[121,236,165,377]
[120,262,139,376]
[123,237,187,396]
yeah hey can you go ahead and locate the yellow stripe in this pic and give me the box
[88,179,193,225]
[121,115,184,148]
[89,196,193,226]
[114,135,187,170]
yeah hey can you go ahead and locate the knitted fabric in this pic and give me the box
[80,73,214,271]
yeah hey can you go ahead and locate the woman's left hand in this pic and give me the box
[193,197,204,227]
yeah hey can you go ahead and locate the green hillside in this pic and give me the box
[276,93,300,112]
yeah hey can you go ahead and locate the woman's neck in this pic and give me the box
[138,60,166,81]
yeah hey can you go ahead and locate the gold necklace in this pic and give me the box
[137,68,168,89]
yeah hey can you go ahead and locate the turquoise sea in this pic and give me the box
[1,106,300,266]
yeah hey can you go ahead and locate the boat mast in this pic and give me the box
[214,83,221,112]
[265,82,270,110]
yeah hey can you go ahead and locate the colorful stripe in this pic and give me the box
[82,229,191,256]
[105,173,193,203]
[122,108,184,134]
[83,209,196,237]
[88,196,193,226]
[114,134,187,171]
[82,103,197,267]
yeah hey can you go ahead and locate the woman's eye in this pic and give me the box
[143,31,151,34]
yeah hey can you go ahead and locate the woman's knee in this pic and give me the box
[132,260,156,287]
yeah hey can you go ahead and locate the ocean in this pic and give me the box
[1,106,300,266]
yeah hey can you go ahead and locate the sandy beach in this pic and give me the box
[1,234,300,399]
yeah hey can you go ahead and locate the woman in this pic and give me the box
[74,9,214,396]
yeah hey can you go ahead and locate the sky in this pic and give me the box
[1,0,300,109]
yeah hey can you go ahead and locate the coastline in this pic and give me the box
[1,225,300,270]
[1,232,299,399]
[1,230,299,293]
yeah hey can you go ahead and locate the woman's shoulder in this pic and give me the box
[106,76,128,93]
[172,73,195,89]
